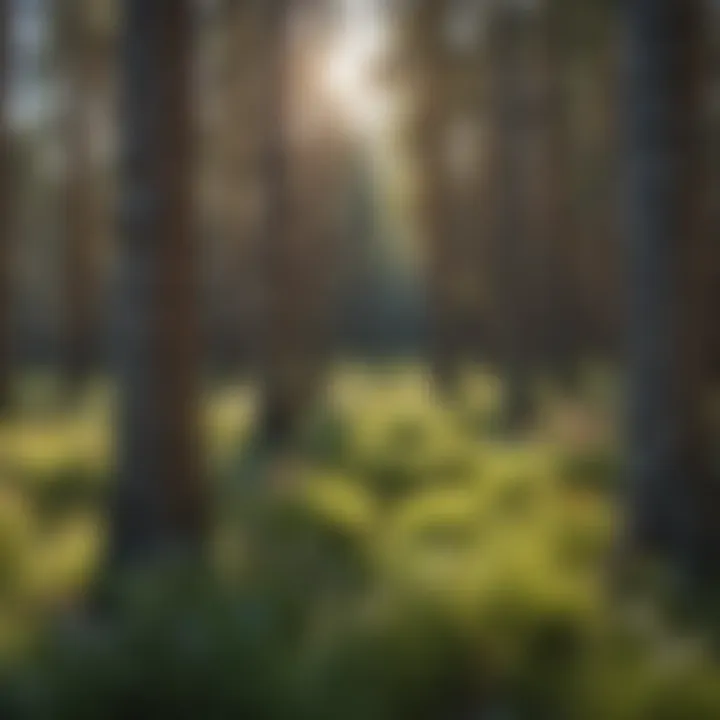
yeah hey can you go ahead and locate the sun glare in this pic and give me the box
[321,2,390,136]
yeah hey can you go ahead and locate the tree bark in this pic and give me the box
[487,1,535,430]
[625,0,717,574]
[588,10,623,363]
[537,0,582,387]
[111,0,205,565]
[258,1,348,447]
[0,0,10,412]
[58,0,99,391]
[256,0,300,447]
[207,0,269,373]
[417,1,461,396]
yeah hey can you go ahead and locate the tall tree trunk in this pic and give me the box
[0,0,10,413]
[111,0,205,565]
[258,1,347,447]
[625,0,717,573]
[487,1,535,430]
[257,0,299,446]
[58,0,98,391]
[708,5,720,382]
[587,9,623,363]
[417,1,460,395]
[537,0,581,387]
[206,0,268,373]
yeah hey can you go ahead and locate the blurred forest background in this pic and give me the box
[1,0,720,718]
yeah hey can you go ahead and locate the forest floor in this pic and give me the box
[1,366,719,719]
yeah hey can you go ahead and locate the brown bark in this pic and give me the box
[258,1,349,446]
[486,1,536,429]
[58,0,100,390]
[416,1,460,394]
[626,0,717,574]
[257,0,299,445]
[535,0,582,387]
[587,14,623,362]
[111,0,205,565]
[672,1,718,573]
[0,0,10,412]
[206,0,271,371]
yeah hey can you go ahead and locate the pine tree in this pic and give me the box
[111,0,205,564]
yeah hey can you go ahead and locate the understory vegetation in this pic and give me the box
[1,368,719,719]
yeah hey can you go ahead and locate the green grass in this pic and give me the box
[0,366,718,719]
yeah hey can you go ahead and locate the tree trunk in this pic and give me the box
[111,0,205,565]
[487,1,535,430]
[256,0,299,447]
[58,0,98,391]
[537,0,581,388]
[587,10,623,363]
[207,0,268,373]
[417,1,461,396]
[625,0,717,574]
[0,0,10,413]
[258,1,348,447]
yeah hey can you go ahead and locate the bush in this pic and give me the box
[2,368,719,719]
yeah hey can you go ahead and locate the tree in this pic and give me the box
[415,0,460,394]
[486,0,536,429]
[536,0,583,386]
[625,0,717,574]
[110,0,205,565]
[578,0,623,363]
[57,0,100,390]
[201,0,270,373]
[0,0,10,412]
[258,0,349,447]
[256,0,299,446]
[402,0,490,394]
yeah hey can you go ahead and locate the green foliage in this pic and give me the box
[6,574,301,720]
[1,368,719,719]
